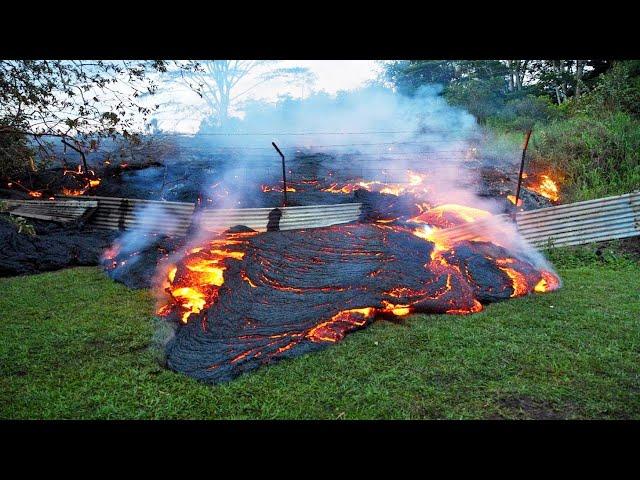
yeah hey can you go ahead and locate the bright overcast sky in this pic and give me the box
[260,60,382,97]
[155,60,383,133]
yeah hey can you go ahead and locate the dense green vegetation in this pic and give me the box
[1,248,638,419]
[385,60,640,202]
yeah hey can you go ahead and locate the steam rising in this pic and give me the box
[108,83,558,313]
[103,203,183,274]
[194,84,547,268]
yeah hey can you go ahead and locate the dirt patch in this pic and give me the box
[490,395,578,420]
[613,237,640,261]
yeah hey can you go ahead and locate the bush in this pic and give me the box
[0,123,35,179]
[530,111,640,201]
[487,94,556,131]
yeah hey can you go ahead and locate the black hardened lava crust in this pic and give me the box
[163,224,544,383]
[0,216,117,277]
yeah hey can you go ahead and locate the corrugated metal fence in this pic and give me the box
[429,191,640,248]
[65,196,362,234]
[517,191,640,248]
[4,191,639,248]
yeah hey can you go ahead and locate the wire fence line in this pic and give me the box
[4,128,484,138]
[6,129,492,163]
[149,129,477,136]
[173,141,477,149]
[5,129,509,188]
[202,163,484,186]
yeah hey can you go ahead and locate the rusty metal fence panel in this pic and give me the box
[73,196,195,235]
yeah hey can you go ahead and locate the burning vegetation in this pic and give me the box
[61,165,102,196]
[526,173,560,202]
[4,163,103,199]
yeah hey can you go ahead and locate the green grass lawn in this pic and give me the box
[1,249,639,419]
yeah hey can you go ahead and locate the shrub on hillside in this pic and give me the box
[531,111,640,200]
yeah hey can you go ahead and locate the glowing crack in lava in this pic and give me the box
[158,233,253,324]
[322,170,429,197]
[261,184,297,193]
[156,202,560,384]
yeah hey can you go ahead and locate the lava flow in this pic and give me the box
[6,180,44,198]
[506,195,523,206]
[154,195,560,384]
[94,161,563,384]
[261,184,297,193]
[157,232,254,324]
[322,170,429,197]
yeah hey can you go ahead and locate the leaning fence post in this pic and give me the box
[271,142,287,207]
[513,129,533,216]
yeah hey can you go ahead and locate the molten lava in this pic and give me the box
[96,165,563,384]
[6,180,44,198]
[409,203,491,228]
[322,170,429,197]
[157,233,254,324]
[534,270,561,293]
[154,194,560,383]
[261,184,297,193]
[60,164,102,196]
[507,195,523,207]
[307,307,375,343]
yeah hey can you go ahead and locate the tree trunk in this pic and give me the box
[553,61,566,103]
[518,60,530,90]
[507,61,515,92]
[575,60,583,98]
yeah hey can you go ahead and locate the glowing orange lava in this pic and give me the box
[157,232,254,324]
[261,184,297,193]
[497,265,529,297]
[60,165,102,196]
[381,301,411,316]
[155,178,560,340]
[6,180,44,198]
[307,307,376,342]
[534,270,561,293]
[322,170,429,197]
